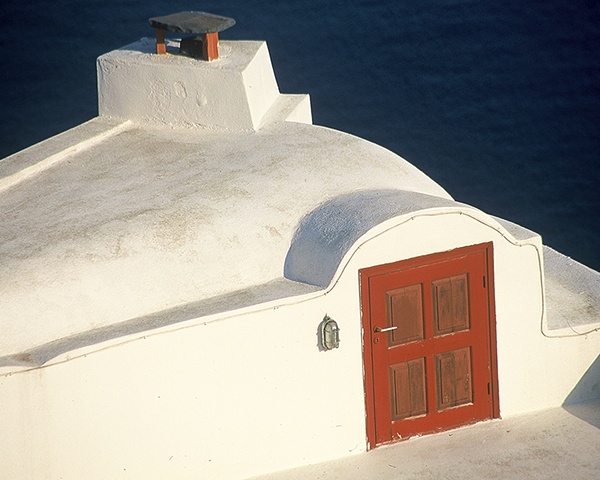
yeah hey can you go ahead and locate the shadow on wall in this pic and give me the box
[562,354,600,428]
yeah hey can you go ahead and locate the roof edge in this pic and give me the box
[284,189,538,288]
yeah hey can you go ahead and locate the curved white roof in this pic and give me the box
[0,116,451,357]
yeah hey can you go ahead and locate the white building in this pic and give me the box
[1,23,598,479]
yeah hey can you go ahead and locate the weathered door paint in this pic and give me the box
[361,243,499,447]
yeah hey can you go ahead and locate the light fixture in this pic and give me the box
[320,315,340,350]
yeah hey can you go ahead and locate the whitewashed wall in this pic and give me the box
[0,210,597,479]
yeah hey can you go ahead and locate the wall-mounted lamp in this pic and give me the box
[320,315,340,350]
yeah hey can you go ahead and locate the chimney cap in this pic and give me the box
[148,11,236,34]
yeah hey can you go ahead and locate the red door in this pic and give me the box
[361,243,499,447]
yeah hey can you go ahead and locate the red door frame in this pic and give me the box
[360,243,500,449]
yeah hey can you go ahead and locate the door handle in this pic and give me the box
[374,326,398,333]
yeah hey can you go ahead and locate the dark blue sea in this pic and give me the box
[1,1,599,270]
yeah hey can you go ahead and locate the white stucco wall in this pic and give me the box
[1,210,597,479]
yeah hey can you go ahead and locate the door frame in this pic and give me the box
[360,242,500,449]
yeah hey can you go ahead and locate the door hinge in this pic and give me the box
[483,276,487,288]
[487,382,491,394]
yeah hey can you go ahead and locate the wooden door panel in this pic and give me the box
[386,284,424,346]
[435,347,473,410]
[361,243,499,447]
[389,358,427,420]
[432,274,470,335]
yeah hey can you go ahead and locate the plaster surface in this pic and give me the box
[0,117,449,357]
[98,39,285,130]
[285,189,493,287]
[544,245,600,335]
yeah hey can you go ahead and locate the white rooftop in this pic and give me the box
[0,39,457,361]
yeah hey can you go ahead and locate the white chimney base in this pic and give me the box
[97,38,310,131]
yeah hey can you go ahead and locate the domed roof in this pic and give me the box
[0,116,451,358]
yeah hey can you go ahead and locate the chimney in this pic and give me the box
[96,11,311,131]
